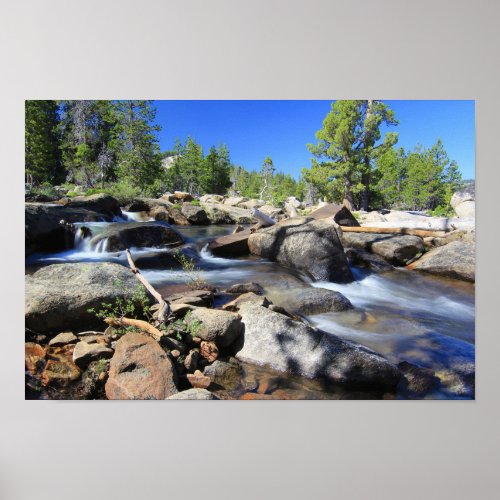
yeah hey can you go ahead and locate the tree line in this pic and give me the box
[304,99,464,213]
[26,99,464,213]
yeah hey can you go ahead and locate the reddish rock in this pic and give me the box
[25,343,46,374]
[199,341,219,363]
[105,333,178,400]
[41,351,81,387]
[174,191,193,201]
[187,370,211,389]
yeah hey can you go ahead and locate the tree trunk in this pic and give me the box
[343,179,354,211]
[361,99,373,212]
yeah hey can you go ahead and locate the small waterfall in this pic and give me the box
[93,238,110,253]
[73,226,92,252]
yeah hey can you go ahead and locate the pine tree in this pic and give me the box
[259,156,275,201]
[25,100,62,185]
[113,100,162,192]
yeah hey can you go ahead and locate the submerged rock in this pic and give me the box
[25,262,149,333]
[236,302,400,390]
[248,217,353,283]
[203,359,242,390]
[89,222,183,251]
[277,287,353,316]
[408,240,475,282]
[106,333,178,400]
[225,282,265,295]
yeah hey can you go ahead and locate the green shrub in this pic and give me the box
[66,191,78,197]
[105,181,141,205]
[191,199,200,206]
[84,187,105,196]
[428,205,454,217]
[171,203,182,210]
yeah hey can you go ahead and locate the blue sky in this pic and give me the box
[155,100,475,180]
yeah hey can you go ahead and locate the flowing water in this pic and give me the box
[26,218,475,399]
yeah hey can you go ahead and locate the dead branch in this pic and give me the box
[125,248,170,322]
[104,317,163,342]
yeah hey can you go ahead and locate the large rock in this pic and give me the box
[181,204,210,225]
[60,194,122,217]
[207,229,251,257]
[167,207,190,225]
[124,197,172,213]
[203,359,242,390]
[89,222,183,251]
[106,333,178,400]
[450,184,475,209]
[454,200,475,219]
[203,203,255,224]
[248,217,353,283]
[236,302,400,390]
[274,287,353,316]
[25,262,149,333]
[342,232,425,266]
[408,241,475,282]
[185,308,243,348]
[25,203,111,255]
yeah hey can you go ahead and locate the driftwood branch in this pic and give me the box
[340,226,448,238]
[104,317,163,341]
[251,208,276,227]
[125,248,170,323]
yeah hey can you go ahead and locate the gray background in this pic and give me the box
[1,1,498,499]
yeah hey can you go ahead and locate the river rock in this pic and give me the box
[186,370,212,389]
[185,309,243,348]
[72,341,114,368]
[236,302,400,389]
[174,191,193,201]
[454,200,475,219]
[89,222,183,251]
[224,196,247,206]
[200,194,224,204]
[25,343,46,374]
[222,292,271,311]
[124,197,172,213]
[184,349,200,371]
[450,184,475,209]
[167,289,214,307]
[342,232,425,266]
[48,332,78,347]
[345,248,394,272]
[408,240,475,282]
[167,388,216,400]
[225,282,265,295]
[60,193,122,217]
[41,350,81,387]
[105,333,178,400]
[398,361,438,396]
[203,203,255,224]
[25,203,110,255]
[180,204,210,225]
[203,359,242,390]
[277,287,353,316]
[207,229,251,256]
[239,199,265,210]
[167,207,190,225]
[25,262,149,333]
[248,217,354,283]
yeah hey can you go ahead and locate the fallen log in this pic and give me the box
[104,317,163,342]
[125,248,170,322]
[339,226,448,238]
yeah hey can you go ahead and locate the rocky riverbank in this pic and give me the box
[24,188,476,400]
